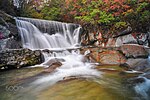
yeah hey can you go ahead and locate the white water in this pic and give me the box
[15,17,100,91]
[29,54,101,92]
[15,17,81,49]
[135,77,150,100]
[13,0,20,8]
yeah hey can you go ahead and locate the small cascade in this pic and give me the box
[13,0,20,8]
[15,17,81,49]
[13,0,30,8]
[15,17,100,91]
[29,53,101,92]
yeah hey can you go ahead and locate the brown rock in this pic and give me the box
[106,38,116,47]
[120,44,149,58]
[43,58,64,66]
[91,50,126,65]
[62,76,78,82]
[44,61,62,73]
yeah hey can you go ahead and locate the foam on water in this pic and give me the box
[28,54,101,91]
[15,17,100,91]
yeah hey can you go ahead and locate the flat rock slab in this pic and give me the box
[120,44,149,58]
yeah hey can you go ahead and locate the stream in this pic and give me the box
[0,17,150,100]
[0,61,149,100]
[0,49,150,100]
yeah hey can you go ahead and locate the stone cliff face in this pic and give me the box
[0,24,22,50]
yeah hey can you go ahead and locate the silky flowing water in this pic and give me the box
[1,17,150,100]
[0,64,149,100]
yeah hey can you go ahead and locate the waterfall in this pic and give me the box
[13,0,20,8]
[15,17,81,49]
[13,0,29,8]
[15,17,100,90]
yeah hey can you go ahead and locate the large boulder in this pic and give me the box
[0,49,44,70]
[124,58,150,79]
[115,34,137,47]
[120,44,149,58]
[85,48,127,65]
[125,58,150,71]
[96,50,127,65]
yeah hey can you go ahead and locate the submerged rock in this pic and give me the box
[43,58,63,73]
[44,61,62,73]
[127,77,146,84]
[0,49,44,70]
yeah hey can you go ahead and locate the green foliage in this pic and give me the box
[41,6,61,20]
[21,0,150,33]
[74,0,114,25]
[21,0,62,20]
[98,11,115,24]
[123,1,150,32]
[115,22,127,29]
[136,2,149,12]
[140,10,150,22]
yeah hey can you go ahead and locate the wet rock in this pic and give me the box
[91,50,127,65]
[128,77,146,84]
[43,58,64,66]
[44,61,62,73]
[120,44,149,58]
[125,58,150,71]
[119,63,130,70]
[62,76,79,82]
[0,49,44,70]
[143,73,150,79]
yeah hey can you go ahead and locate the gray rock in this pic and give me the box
[120,44,149,58]
[0,49,44,70]
[126,58,150,71]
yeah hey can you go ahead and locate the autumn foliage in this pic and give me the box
[21,0,150,35]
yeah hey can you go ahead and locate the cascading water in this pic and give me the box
[13,0,51,7]
[13,0,31,8]
[15,17,81,49]
[15,17,100,91]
